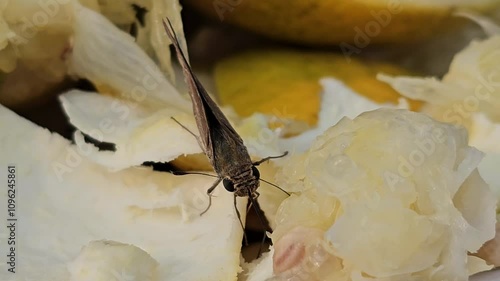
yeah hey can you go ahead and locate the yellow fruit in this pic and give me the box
[215,49,421,125]
[185,0,499,45]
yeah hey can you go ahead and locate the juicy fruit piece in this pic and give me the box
[257,79,409,232]
[215,50,421,125]
[379,34,500,125]
[59,91,198,170]
[0,1,73,107]
[273,227,313,274]
[0,0,186,108]
[0,1,74,73]
[68,240,158,281]
[270,227,345,281]
[270,109,497,280]
[185,0,498,45]
[80,0,187,79]
[272,227,329,274]
[475,223,500,266]
[69,5,189,109]
[379,21,500,220]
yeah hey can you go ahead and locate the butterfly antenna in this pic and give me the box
[259,178,290,196]
[253,151,289,166]
[170,170,218,178]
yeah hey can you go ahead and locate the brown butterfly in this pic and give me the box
[162,19,288,225]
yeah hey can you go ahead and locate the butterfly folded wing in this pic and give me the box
[162,19,253,175]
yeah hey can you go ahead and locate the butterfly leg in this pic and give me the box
[253,151,289,166]
[200,178,222,216]
[253,191,261,200]
[171,117,199,138]
[246,191,260,214]
[171,116,207,154]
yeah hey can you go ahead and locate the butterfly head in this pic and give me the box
[223,166,260,197]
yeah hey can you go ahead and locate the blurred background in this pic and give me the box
[2,0,499,139]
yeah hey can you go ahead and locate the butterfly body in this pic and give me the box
[163,19,289,257]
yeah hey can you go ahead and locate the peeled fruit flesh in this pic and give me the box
[379,34,500,125]
[0,104,245,281]
[68,240,158,281]
[270,108,497,281]
[475,223,500,267]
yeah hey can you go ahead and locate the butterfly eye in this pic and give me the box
[252,166,260,180]
[223,179,235,192]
